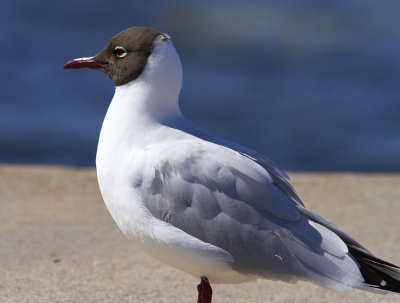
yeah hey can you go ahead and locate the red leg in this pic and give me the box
[197,277,212,303]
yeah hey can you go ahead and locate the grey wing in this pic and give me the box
[170,117,303,206]
[138,141,363,290]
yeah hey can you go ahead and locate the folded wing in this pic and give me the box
[136,139,363,290]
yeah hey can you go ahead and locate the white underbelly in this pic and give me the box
[96,131,254,284]
[128,217,256,284]
[97,171,253,284]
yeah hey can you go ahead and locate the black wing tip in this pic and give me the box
[348,244,400,294]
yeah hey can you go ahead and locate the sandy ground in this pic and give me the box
[0,165,399,303]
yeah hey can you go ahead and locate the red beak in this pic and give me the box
[63,56,105,69]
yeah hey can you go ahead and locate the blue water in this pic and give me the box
[0,1,399,171]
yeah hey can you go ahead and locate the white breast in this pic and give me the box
[96,123,252,284]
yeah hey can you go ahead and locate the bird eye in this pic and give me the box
[114,46,127,58]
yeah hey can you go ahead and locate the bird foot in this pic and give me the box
[197,277,212,303]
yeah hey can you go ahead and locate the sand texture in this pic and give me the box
[0,165,399,302]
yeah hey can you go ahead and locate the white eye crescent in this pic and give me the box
[114,46,127,58]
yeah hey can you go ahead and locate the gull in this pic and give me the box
[64,27,400,302]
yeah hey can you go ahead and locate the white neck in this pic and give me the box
[97,39,184,161]
[112,40,183,124]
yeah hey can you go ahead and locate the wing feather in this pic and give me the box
[136,138,362,288]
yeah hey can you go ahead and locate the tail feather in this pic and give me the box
[296,205,400,294]
[348,244,400,293]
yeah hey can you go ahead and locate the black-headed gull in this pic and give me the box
[64,27,400,302]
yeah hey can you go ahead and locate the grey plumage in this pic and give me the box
[137,138,364,290]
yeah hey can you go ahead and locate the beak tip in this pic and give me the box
[62,59,82,70]
[62,62,72,70]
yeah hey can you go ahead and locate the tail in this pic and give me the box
[296,205,400,294]
[348,244,400,293]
